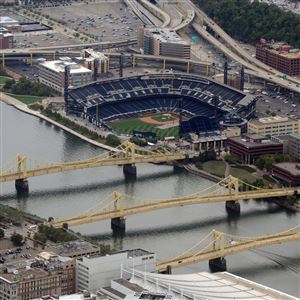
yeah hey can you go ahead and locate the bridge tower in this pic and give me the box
[209,230,227,272]
[15,155,29,195]
[123,141,137,176]
[111,191,126,234]
[225,175,241,214]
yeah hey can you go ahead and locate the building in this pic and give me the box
[248,116,300,137]
[80,49,109,75]
[272,162,300,186]
[0,252,76,300]
[227,134,283,164]
[0,32,14,49]
[76,249,156,293]
[139,27,191,59]
[97,268,297,300]
[272,134,300,160]
[256,40,300,76]
[0,16,21,32]
[38,58,92,94]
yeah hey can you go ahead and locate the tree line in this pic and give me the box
[194,0,300,48]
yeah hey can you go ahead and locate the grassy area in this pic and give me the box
[9,94,44,104]
[230,166,257,183]
[202,161,226,177]
[110,118,180,140]
[0,76,11,85]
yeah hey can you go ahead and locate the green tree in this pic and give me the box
[33,232,47,244]
[10,233,23,246]
[0,229,4,239]
[3,79,15,90]
[106,134,121,147]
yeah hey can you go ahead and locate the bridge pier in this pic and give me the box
[123,164,137,176]
[225,200,240,214]
[15,179,29,195]
[111,217,126,234]
[209,257,227,272]
[160,265,172,274]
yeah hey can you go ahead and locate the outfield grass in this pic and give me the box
[0,76,11,85]
[230,166,257,183]
[8,94,44,104]
[110,118,180,139]
[202,161,226,177]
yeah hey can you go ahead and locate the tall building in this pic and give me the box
[248,116,300,137]
[272,134,300,160]
[256,41,300,76]
[139,27,191,59]
[38,58,92,95]
[76,249,156,293]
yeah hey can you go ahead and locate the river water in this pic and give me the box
[0,102,299,297]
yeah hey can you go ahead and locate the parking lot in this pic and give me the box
[33,0,142,42]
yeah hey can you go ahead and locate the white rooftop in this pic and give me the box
[259,116,291,124]
[40,60,92,75]
[83,49,109,60]
[0,16,19,26]
[121,269,297,300]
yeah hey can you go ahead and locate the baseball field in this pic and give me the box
[110,113,180,139]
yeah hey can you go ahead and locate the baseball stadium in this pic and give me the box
[67,73,256,140]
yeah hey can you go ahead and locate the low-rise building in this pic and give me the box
[227,134,283,164]
[0,252,76,300]
[0,16,21,32]
[38,58,92,95]
[256,40,300,76]
[76,249,156,294]
[248,116,300,137]
[271,134,300,160]
[81,49,109,75]
[139,27,191,59]
[272,162,300,186]
[0,32,14,49]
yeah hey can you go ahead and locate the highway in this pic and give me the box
[184,0,300,93]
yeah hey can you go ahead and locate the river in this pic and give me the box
[0,102,299,297]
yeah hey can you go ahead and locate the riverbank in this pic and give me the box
[0,93,117,152]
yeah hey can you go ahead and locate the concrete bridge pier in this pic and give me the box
[209,257,227,272]
[15,179,29,195]
[111,217,126,235]
[123,164,137,176]
[160,265,172,274]
[225,200,240,214]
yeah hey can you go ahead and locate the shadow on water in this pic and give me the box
[0,169,176,201]
[90,206,284,240]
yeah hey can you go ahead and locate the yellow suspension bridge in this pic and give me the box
[0,141,187,191]
[156,226,300,273]
[51,175,299,231]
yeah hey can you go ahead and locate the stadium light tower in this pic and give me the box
[240,66,245,91]
[119,53,124,78]
[64,65,70,114]
[178,98,183,139]
[223,61,228,85]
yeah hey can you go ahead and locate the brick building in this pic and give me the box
[256,41,300,76]
[272,163,300,186]
[227,134,283,164]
